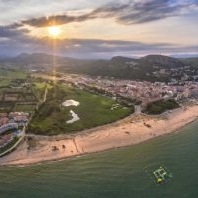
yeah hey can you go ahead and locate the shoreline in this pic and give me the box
[1,104,198,167]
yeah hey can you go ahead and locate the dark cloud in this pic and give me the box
[21,12,98,27]
[0,24,29,38]
[21,0,198,27]
[22,15,81,27]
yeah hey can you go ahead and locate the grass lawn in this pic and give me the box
[28,84,133,135]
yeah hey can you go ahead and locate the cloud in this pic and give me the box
[0,32,197,58]
[0,24,29,38]
[0,33,180,54]
[0,0,197,58]
[51,39,198,59]
[58,38,175,52]
[21,0,198,27]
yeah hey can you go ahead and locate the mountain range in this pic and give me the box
[1,53,198,81]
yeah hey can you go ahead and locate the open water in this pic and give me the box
[0,121,198,198]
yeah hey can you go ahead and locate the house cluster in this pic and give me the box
[0,123,18,149]
[152,66,198,82]
[9,112,29,126]
[0,133,15,149]
[0,112,29,150]
[60,74,198,104]
[0,112,29,127]
[0,123,18,134]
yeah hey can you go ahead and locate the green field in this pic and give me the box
[0,102,14,113]
[0,68,27,87]
[0,70,39,113]
[31,80,53,101]
[28,84,133,135]
[0,68,27,79]
[13,104,37,112]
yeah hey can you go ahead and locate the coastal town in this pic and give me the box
[1,64,198,159]
[59,73,198,105]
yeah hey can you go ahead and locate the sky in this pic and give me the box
[0,0,198,59]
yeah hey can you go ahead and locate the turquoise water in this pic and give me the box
[1,121,198,198]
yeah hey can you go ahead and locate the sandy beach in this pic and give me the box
[1,104,198,166]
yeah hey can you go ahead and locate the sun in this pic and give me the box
[48,26,61,38]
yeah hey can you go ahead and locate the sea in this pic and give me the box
[0,120,198,198]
